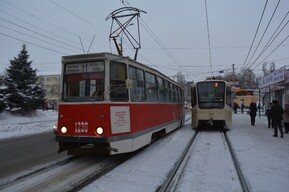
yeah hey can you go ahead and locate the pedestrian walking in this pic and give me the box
[249,102,257,126]
[282,103,289,134]
[241,103,245,113]
[234,102,239,114]
[271,100,284,138]
[265,102,273,128]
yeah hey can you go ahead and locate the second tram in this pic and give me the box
[191,80,233,129]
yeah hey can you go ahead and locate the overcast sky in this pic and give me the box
[0,0,288,82]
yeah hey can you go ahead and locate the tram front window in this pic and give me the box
[197,82,225,109]
[63,61,105,102]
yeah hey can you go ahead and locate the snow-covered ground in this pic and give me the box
[0,110,57,139]
[82,112,289,192]
[0,110,288,191]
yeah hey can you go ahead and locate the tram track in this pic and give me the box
[0,154,133,192]
[157,129,250,192]
[223,131,250,192]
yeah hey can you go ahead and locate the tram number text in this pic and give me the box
[75,122,88,133]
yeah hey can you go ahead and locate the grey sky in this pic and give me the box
[0,0,288,82]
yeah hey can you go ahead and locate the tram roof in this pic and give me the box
[62,52,183,89]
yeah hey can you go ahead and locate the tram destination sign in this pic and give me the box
[259,66,285,89]
[65,61,104,74]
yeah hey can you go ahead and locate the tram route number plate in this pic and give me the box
[110,106,131,134]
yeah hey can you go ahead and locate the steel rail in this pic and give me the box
[223,131,250,192]
[157,130,198,192]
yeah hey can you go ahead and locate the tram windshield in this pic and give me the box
[197,81,225,109]
[63,61,105,102]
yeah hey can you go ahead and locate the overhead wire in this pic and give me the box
[245,0,280,68]
[240,0,268,74]
[1,0,86,42]
[0,0,98,56]
[204,0,213,75]
[250,12,289,68]
[237,1,289,76]
[0,23,80,53]
[0,32,69,55]
[252,34,289,70]
[48,0,108,35]
[0,16,81,52]
[119,0,184,74]
[0,8,81,49]
[48,0,111,52]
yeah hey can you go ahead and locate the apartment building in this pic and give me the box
[38,74,61,104]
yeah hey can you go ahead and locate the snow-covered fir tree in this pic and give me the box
[4,44,45,115]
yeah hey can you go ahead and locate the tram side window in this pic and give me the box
[110,61,128,101]
[171,84,176,103]
[176,87,180,103]
[158,77,166,102]
[176,86,179,103]
[180,89,184,103]
[226,86,232,107]
[165,80,171,102]
[128,66,145,102]
[145,72,157,102]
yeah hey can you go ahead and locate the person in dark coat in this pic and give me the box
[282,103,289,134]
[249,102,257,126]
[266,102,273,128]
[233,102,239,113]
[271,100,284,138]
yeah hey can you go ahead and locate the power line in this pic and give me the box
[1,0,86,42]
[250,14,289,68]
[0,32,69,55]
[0,8,81,49]
[0,16,81,52]
[0,24,79,53]
[204,0,213,74]
[252,34,289,70]
[245,0,280,68]
[119,0,184,73]
[240,0,268,73]
[48,0,108,35]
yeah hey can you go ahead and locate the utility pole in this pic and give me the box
[232,64,235,82]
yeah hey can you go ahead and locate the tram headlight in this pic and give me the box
[60,126,68,134]
[96,126,104,135]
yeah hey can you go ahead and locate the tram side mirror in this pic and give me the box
[126,79,133,89]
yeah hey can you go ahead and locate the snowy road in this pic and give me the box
[0,132,67,178]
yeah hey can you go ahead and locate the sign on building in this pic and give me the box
[259,66,285,89]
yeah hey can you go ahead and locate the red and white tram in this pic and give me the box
[56,52,184,155]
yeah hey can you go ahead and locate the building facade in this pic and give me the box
[259,66,289,109]
[37,74,61,104]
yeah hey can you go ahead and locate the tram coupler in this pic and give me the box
[207,118,213,127]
